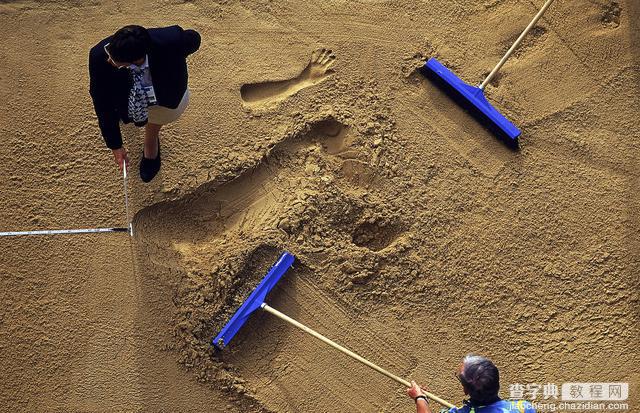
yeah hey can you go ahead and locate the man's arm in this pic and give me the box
[407,381,433,413]
[157,25,201,57]
[180,28,201,56]
[89,44,128,170]
[88,45,123,150]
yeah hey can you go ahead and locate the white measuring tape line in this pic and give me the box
[0,160,133,238]
[0,227,129,237]
[123,159,133,236]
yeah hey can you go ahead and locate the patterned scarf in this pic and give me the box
[128,66,149,126]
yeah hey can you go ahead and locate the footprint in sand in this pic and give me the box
[240,48,336,108]
[137,117,352,247]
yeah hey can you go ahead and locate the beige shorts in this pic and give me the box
[148,89,190,125]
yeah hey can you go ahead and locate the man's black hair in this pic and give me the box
[459,355,501,405]
[107,25,150,63]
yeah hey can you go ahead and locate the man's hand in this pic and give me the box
[112,148,129,171]
[407,381,426,399]
[407,381,432,413]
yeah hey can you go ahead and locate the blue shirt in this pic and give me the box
[449,399,536,413]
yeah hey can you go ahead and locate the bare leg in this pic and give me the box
[144,123,162,159]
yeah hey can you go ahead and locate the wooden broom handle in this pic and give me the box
[261,303,456,409]
[480,0,555,90]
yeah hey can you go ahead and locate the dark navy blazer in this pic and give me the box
[89,26,201,149]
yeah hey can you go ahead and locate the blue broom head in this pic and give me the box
[212,251,295,350]
[421,57,521,143]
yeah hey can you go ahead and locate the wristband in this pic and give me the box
[415,395,429,404]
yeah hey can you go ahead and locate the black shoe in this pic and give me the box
[140,141,161,183]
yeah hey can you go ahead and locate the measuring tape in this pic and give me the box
[123,159,133,236]
[0,227,129,237]
[0,159,133,238]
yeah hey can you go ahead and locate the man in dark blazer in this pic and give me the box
[89,25,201,182]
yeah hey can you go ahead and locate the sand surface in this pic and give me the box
[0,0,639,412]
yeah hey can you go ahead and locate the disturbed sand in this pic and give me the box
[0,0,639,412]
